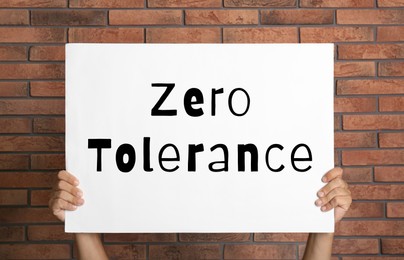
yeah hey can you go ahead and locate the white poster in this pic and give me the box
[65,43,334,233]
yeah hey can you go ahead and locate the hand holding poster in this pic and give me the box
[65,44,334,233]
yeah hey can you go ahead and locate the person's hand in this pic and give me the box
[315,167,352,223]
[48,170,84,222]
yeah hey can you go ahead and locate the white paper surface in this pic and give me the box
[65,43,334,233]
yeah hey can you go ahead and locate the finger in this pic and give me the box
[57,170,79,186]
[55,180,83,197]
[320,195,352,212]
[48,197,66,222]
[51,198,78,212]
[56,190,84,206]
[317,177,347,198]
[315,187,350,207]
[322,167,343,183]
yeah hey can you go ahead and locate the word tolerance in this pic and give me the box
[88,138,312,173]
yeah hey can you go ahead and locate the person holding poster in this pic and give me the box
[49,167,351,259]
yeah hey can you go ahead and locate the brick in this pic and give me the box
[224,28,298,43]
[334,97,376,112]
[335,220,404,236]
[0,118,31,133]
[334,132,376,148]
[70,0,144,8]
[0,46,26,61]
[31,189,52,206]
[387,203,404,218]
[110,10,182,25]
[298,250,339,259]
[186,10,258,25]
[378,26,404,42]
[0,208,58,223]
[262,10,333,25]
[0,82,28,97]
[334,149,340,165]
[150,245,221,259]
[30,81,65,97]
[224,0,296,7]
[335,62,375,77]
[338,44,404,59]
[0,154,30,170]
[30,46,65,61]
[149,0,222,7]
[180,233,250,242]
[69,28,143,43]
[0,0,66,7]
[224,244,295,259]
[0,226,24,242]
[300,27,373,43]
[147,28,221,43]
[33,117,65,133]
[0,190,27,205]
[0,28,66,43]
[0,244,70,259]
[0,10,28,25]
[375,167,404,182]
[254,233,308,242]
[298,247,339,260]
[335,115,341,130]
[31,154,65,170]
[0,64,64,79]
[105,245,146,259]
[345,202,384,218]
[0,172,55,188]
[31,10,106,26]
[343,115,404,130]
[379,97,404,112]
[300,0,374,7]
[342,167,373,183]
[382,239,404,254]
[0,100,64,115]
[378,0,404,6]
[337,80,404,95]
[349,184,404,199]
[0,136,64,152]
[337,10,404,24]
[379,62,404,77]
[379,133,404,148]
[105,233,176,242]
[343,150,404,165]
[333,239,379,254]
[28,225,73,240]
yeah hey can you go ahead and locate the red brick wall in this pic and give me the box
[0,0,403,259]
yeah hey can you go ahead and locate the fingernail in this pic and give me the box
[77,190,83,197]
[321,206,326,211]
[318,191,324,197]
[72,205,77,209]
[315,199,322,206]
[74,180,79,186]
[322,176,327,182]
[77,199,84,205]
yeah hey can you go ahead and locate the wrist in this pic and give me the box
[74,233,108,260]
[309,232,334,244]
[74,233,102,242]
[74,233,102,247]
[310,232,334,238]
